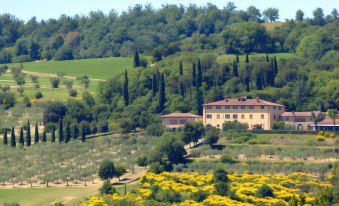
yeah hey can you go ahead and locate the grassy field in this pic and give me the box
[5,57,133,80]
[0,184,138,206]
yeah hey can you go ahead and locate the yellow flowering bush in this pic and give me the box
[82,172,332,206]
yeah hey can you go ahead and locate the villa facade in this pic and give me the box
[161,113,202,131]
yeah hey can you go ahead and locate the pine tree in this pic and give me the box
[81,124,86,142]
[159,73,166,112]
[42,130,47,142]
[245,54,249,63]
[152,73,157,97]
[51,127,56,143]
[10,127,16,147]
[232,61,239,78]
[197,59,202,87]
[73,124,78,139]
[179,61,185,97]
[266,54,269,62]
[236,54,239,63]
[195,84,203,116]
[19,127,24,146]
[133,51,140,68]
[123,70,129,106]
[65,122,71,143]
[58,117,64,143]
[34,123,39,144]
[26,120,31,147]
[192,62,196,87]
[3,129,8,145]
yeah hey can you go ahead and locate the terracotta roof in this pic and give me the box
[312,119,339,126]
[204,98,284,107]
[160,113,202,118]
[282,111,322,117]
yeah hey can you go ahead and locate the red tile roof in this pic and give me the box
[282,111,322,117]
[314,119,339,126]
[160,113,202,118]
[204,98,284,107]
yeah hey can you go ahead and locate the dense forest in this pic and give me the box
[0,3,338,63]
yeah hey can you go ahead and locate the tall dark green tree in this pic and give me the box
[42,130,47,142]
[123,70,129,106]
[159,73,166,112]
[245,54,249,63]
[58,117,64,142]
[196,84,203,116]
[272,56,278,76]
[51,127,56,143]
[266,54,269,62]
[133,51,140,68]
[152,73,157,97]
[192,62,196,87]
[3,129,8,145]
[232,61,238,77]
[81,124,86,142]
[10,127,16,147]
[235,54,239,63]
[19,127,24,146]
[179,61,185,97]
[197,59,203,87]
[34,123,39,144]
[26,120,31,146]
[65,122,71,143]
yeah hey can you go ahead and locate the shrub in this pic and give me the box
[324,132,331,138]
[23,96,31,107]
[329,132,336,138]
[69,89,77,97]
[256,184,274,197]
[1,85,10,92]
[317,135,325,141]
[190,190,209,202]
[220,155,237,164]
[155,190,181,203]
[64,80,73,89]
[223,121,248,131]
[50,77,60,88]
[17,86,24,95]
[35,91,43,99]
[99,182,117,195]
[318,131,324,136]
[145,124,165,137]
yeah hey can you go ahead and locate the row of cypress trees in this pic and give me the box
[2,119,87,147]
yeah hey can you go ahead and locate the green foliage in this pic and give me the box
[223,121,249,131]
[145,124,165,137]
[99,182,117,195]
[49,78,60,88]
[98,160,116,181]
[220,155,237,164]
[255,184,274,198]
[155,190,181,203]
[203,126,220,147]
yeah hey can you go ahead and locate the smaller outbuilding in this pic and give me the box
[161,113,202,131]
[310,119,339,131]
[281,111,324,131]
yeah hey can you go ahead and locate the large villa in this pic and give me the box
[161,97,338,131]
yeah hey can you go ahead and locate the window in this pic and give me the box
[207,106,212,109]
[225,106,230,109]
[241,114,245,119]
[233,114,238,119]
[207,114,212,119]
[249,114,253,119]
[273,106,276,110]
[169,120,178,124]
[286,117,289,121]
[217,124,220,128]
[279,107,281,110]
[261,106,265,109]
[179,120,186,124]
[217,114,220,119]
[274,114,276,120]
[261,114,265,119]
[225,114,230,119]
[249,106,255,109]
[233,106,238,109]
[241,106,246,110]
[216,106,221,109]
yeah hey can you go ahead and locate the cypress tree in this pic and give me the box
[245,54,249,63]
[192,62,196,87]
[26,120,31,147]
[10,127,16,147]
[152,74,157,97]
[51,127,56,143]
[65,122,71,143]
[232,61,238,77]
[58,117,64,143]
[179,61,185,97]
[236,54,239,63]
[19,127,24,146]
[81,124,86,142]
[273,56,278,76]
[195,84,203,116]
[3,129,8,145]
[133,51,140,68]
[34,123,39,144]
[123,70,129,106]
[197,59,202,87]
[266,54,269,62]
[42,130,47,142]
[159,73,166,112]
[73,124,78,139]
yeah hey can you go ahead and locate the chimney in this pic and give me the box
[225,97,228,102]
[256,97,260,102]
[238,97,241,101]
